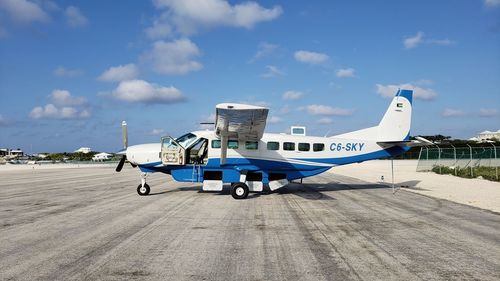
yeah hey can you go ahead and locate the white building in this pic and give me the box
[74,147,92,154]
[0,148,23,158]
[477,130,500,141]
[92,152,113,161]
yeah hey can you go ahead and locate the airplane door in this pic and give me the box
[161,136,186,165]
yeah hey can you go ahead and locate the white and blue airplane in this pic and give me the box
[116,89,430,199]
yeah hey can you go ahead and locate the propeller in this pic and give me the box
[116,121,128,172]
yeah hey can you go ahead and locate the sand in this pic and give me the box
[329,160,500,213]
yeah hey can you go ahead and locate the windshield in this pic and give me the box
[176,133,198,148]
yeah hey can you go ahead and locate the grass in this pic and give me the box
[432,165,500,182]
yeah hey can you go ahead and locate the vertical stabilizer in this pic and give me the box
[378,89,413,141]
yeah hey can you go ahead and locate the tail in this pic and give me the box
[378,89,413,142]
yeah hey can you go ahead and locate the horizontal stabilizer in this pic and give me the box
[377,136,434,148]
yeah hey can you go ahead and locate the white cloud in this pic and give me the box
[65,6,87,28]
[404,31,456,49]
[268,116,282,124]
[251,42,278,61]
[30,104,90,119]
[404,31,424,49]
[427,39,455,46]
[305,105,353,116]
[479,108,499,117]
[318,117,333,124]
[30,89,89,120]
[149,128,166,136]
[294,50,329,64]
[142,38,203,75]
[442,108,466,118]
[53,66,82,77]
[282,90,303,100]
[49,89,86,106]
[336,68,355,78]
[485,0,500,7]
[261,65,284,78]
[151,0,282,35]
[376,83,438,100]
[0,0,50,24]
[145,17,172,40]
[98,64,139,82]
[110,79,185,104]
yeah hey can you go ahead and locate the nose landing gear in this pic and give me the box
[137,172,150,196]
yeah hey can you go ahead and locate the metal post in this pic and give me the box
[467,144,473,177]
[451,144,457,176]
[490,143,498,181]
[391,158,396,194]
[438,146,442,174]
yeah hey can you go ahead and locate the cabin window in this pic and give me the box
[313,143,325,152]
[211,140,221,149]
[228,140,239,149]
[298,143,310,151]
[245,141,258,150]
[176,133,198,148]
[267,141,279,150]
[283,142,295,151]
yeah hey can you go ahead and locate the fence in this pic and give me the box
[417,144,500,180]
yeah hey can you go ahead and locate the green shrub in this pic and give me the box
[432,165,499,182]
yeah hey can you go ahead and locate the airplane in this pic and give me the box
[115,89,431,199]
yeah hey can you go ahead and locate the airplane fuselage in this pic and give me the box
[126,130,409,184]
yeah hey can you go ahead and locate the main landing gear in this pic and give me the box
[230,182,249,200]
[137,172,150,196]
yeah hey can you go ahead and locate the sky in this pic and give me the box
[0,0,499,153]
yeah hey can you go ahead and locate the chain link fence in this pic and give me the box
[417,145,500,181]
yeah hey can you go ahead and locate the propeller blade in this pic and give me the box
[122,121,128,149]
[116,155,126,172]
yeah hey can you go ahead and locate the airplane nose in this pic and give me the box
[116,148,127,156]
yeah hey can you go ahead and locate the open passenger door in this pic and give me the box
[161,136,186,165]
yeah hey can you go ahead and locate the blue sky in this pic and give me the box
[0,0,499,153]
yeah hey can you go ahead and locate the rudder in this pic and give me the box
[378,89,413,141]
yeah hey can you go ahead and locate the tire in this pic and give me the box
[137,183,150,196]
[230,182,249,199]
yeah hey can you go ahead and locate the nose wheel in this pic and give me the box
[137,172,150,196]
[137,183,150,196]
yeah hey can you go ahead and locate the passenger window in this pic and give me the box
[245,141,258,150]
[267,141,279,150]
[283,142,295,151]
[313,143,325,151]
[228,140,239,149]
[298,143,310,151]
[212,140,221,149]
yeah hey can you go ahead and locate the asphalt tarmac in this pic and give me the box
[1,166,499,281]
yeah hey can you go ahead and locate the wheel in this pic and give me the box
[137,183,150,196]
[230,182,249,199]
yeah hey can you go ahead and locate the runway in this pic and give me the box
[1,166,499,281]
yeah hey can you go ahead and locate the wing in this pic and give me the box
[215,103,269,165]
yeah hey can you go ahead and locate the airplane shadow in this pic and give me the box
[277,182,391,201]
[149,180,421,200]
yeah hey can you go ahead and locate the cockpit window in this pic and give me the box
[176,133,197,148]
